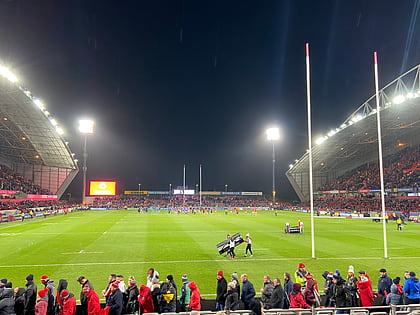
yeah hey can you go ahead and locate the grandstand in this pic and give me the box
[287,64,420,202]
[0,63,78,199]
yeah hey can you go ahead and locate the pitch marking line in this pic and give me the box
[62,250,104,255]
[2,256,420,268]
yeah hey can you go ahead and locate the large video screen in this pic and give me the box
[89,181,117,196]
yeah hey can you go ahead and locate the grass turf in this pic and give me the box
[1,209,419,299]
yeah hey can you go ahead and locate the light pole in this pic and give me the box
[169,183,172,195]
[79,120,94,205]
[225,184,228,192]
[138,183,141,195]
[266,127,280,207]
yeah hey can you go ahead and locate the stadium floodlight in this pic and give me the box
[315,136,327,145]
[0,65,18,83]
[266,127,280,141]
[351,114,363,123]
[79,119,95,204]
[392,95,405,104]
[79,120,94,134]
[50,118,58,126]
[406,92,414,99]
[266,127,280,207]
[289,164,294,169]
[55,127,64,135]
[33,99,45,110]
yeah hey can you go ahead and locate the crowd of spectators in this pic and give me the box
[1,265,419,315]
[299,196,419,215]
[320,146,420,191]
[0,164,51,195]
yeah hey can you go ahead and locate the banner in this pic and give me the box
[241,192,263,196]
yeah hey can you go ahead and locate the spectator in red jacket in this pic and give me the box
[35,289,49,315]
[188,281,201,311]
[289,283,310,309]
[356,271,375,307]
[59,290,76,315]
[82,285,101,315]
[138,285,154,313]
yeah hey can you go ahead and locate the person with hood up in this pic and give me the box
[55,279,68,315]
[386,282,402,305]
[289,283,310,309]
[59,290,76,315]
[356,271,374,307]
[138,285,154,314]
[24,274,37,315]
[331,275,347,312]
[303,274,317,307]
[403,271,420,304]
[0,286,15,315]
[125,279,139,314]
[106,282,123,315]
[224,282,239,311]
[146,269,159,289]
[35,289,49,315]
[14,287,26,315]
[187,282,201,311]
[82,285,100,315]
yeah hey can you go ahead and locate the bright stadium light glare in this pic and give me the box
[266,127,280,141]
[406,92,414,99]
[351,114,363,123]
[56,126,64,135]
[79,120,94,134]
[44,110,50,117]
[50,118,58,126]
[289,164,294,169]
[33,99,45,110]
[0,65,18,83]
[327,129,337,137]
[315,136,327,145]
[340,123,346,129]
[393,95,406,104]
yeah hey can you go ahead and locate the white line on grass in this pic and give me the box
[3,256,420,268]
[61,251,104,255]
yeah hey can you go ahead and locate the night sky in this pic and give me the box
[0,0,419,201]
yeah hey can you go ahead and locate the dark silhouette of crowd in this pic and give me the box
[0,165,52,195]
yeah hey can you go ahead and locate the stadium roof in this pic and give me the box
[286,64,420,201]
[0,64,78,197]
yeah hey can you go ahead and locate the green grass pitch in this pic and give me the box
[1,210,419,299]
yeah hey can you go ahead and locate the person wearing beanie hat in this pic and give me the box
[24,274,38,315]
[230,272,240,301]
[106,280,123,315]
[346,266,358,307]
[404,271,420,304]
[225,282,239,311]
[179,275,191,311]
[35,289,49,315]
[295,263,308,287]
[126,277,139,314]
[387,277,403,305]
[303,274,318,307]
[378,268,392,305]
[0,278,7,286]
[216,271,227,311]
[331,275,347,309]
[60,289,76,315]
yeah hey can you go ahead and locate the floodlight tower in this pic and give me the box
[79,120,94,204]
[266,127,280,207]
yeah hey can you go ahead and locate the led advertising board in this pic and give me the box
[89,181,117,196]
